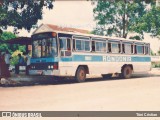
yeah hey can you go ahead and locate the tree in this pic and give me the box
[0,31,25,53]
[0,0,54,34]
[158,50,160,56]
[92,0,156,39]
[131,4,160,38]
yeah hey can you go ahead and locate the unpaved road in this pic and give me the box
[0,69,160,120]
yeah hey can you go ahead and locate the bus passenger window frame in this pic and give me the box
[75,39,90,52]
[118,43,121,53]
[135,44,145,55]
[67,38,71,50]
[131,44,134,54]
[123,43,132,54]
[72,39,75,51]
[95,41,106,52]
[91,41,95,52]
[112,43,119,53]
[108,41,121,54]
[122,44,125,53]
[59,37,72,57]
[59,37,67,50]
[145,44,150,55]
[107,42,111,53]
[134,45,137,54]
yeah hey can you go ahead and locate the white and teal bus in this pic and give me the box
[29,29,151,82]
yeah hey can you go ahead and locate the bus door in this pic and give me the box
[59,37,72,58]
[59,37,72,75]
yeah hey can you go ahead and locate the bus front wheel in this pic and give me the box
[75,66,86,82]
[121,66,132,79]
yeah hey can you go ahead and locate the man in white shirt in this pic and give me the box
[4,50,11,70]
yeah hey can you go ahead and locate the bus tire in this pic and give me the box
[75,66,86,83]
[121,66,132,79]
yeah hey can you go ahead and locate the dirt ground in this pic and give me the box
[0,69,160,120]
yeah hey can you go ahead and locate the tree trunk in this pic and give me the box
[122,0,127,38]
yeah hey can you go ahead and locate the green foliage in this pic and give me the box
[0,31,16,52]
[157,50,160,55]
[92,0,158,39]
[131,5,160,37]
[151,49,155,56]
[129,35,142,40]
[152,63,160,68]
[0,32,16,40]
[0,0,54,33]
[0,31,25,53]
[10,50,23,65]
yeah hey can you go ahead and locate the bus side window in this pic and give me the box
[65,39,71,56]
[108,43,111,53]
[59,38,71,57]
[59,38,65,50]
[92,41,95,52]
[67,39,71,50]
[136,44,144,54]
[102,42,106,52]
[145,45,149,55]
[142,46,145,54]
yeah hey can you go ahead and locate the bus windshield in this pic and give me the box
[32,37,57,58]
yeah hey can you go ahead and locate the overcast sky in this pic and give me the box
[8,1,96,37]
[39,1,96,30]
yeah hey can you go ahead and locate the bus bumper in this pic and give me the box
[29,70,60,76]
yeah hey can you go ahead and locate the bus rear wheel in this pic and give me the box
[121,66,132,79]
[75,66,86,83]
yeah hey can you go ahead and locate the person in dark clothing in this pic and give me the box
[15,54,26,74]
[0,51,11,79]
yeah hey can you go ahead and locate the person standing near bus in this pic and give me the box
[15,54,26,74]
[24,52,31,75]
[0,51,11,79]
[4,50,11,70]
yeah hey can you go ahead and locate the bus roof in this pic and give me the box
[33,24,149,44]
[56,30,149,44]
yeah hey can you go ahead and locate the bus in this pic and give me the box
[29,30,151,82]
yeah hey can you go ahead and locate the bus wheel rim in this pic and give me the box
[126,69,130,75]
[79,70,85,80]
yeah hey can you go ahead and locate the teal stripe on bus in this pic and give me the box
[59,55,151,62]
[31,55,151,63]
[31,57,59,63]
[131,56,151,62]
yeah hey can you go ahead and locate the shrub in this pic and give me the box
[10,50,23,65]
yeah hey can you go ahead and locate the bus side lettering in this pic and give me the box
[107,56,131,62]
[85,56,92,61]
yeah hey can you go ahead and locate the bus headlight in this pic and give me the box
[31,66,35,69]
[48,66,51,69]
